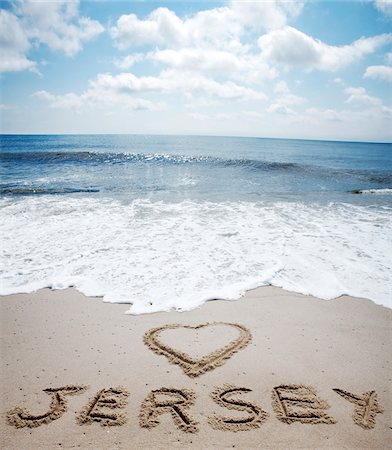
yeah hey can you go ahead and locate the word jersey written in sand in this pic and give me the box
[6,322,384,433]
[7,384,383,432]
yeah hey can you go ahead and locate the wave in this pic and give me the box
[1,197,391,313]
[0,151,303,172]
[351,188,392,195]
[0,187,99,196]
[2,151,390,182]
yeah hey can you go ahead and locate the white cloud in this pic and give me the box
[32,83,160,111]
[148,48,276,82]
[374,0,392,16]
[110,1,304,50]
[305,107,345,122]
[150,48,241,72]
[242,110,264,120]
[330,85,392,130]
[0,9,36,73]
[380,105,392,117]
[107,1,392,127]
[189,110,264,122]
[306,103,392,123]
[274,80,290,94]
[267,81,306,115]
[190,112,210,121]
[0,0,104,73]
[278,93,307,106]
[333,77,346,86]
[15,0,104,57]
[258,26,392,71]
[110,7,186,49]
[32,90,84,109]
[344,86,382,106]
[0,103,16,111]
[114,54,144,70]
[32,68,267,112]
[229,0,304,32]
[90,70,267,101]
[108,3,308,106]
[267,103,295,115]
[292,105,392,141]
[364,65,392,81]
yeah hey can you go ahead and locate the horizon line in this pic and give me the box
[1,132,390,145]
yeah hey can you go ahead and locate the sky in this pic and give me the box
[0,0,391,141]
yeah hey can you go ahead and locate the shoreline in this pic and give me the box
[1,286,391,449]
[1,280,390,314]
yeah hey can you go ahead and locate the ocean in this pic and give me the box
[1,134,391,313]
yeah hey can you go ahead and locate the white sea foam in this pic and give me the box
[355,188,392,195]
[1,197,391,313]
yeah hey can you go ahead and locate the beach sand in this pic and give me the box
[1,286,391,449]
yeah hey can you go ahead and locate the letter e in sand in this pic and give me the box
[77,386,129,426]
[272,384,336,425]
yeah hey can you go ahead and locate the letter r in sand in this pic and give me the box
[272,384,336,424]
[139,387,198,433]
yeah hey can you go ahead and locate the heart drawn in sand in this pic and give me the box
[143,322,252,377]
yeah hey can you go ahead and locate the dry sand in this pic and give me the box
[1,286,391,449]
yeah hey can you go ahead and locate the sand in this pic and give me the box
[1,286,391,449]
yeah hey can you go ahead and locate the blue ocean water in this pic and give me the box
[1,134,391,203]
[1,134,391,313]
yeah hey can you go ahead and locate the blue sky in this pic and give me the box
[1,0,391,141]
